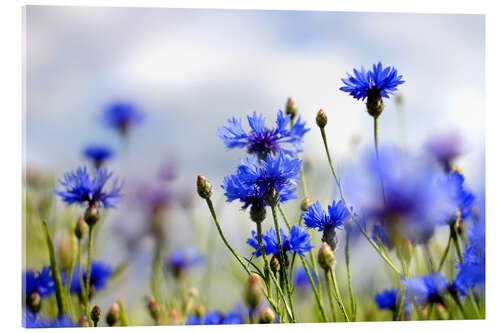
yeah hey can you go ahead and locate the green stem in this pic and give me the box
[118,300,130,326]
[438,226,454,271]
[373,116,380,158]
[424,243,436,272]
[86,225,94,321]
[345,233,357,321]
[330,269,350,322]
[256,221,272,296]
[42,221,67,316]
[77,239,86,311]
[323,269,337,322]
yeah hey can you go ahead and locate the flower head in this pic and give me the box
[402,273,449,305]
[293,267,317,292]
[374,289,399,311]
[23,266,55,298]
[445,170,475,221]
[186,306,245,325]
[454,219,485,291]
[247,225,313,258]
[218,110,309,160]
[302,200,349,232]
[24,312,74,328]
[340,62,404,101]
[55,166,123,208]
[222,151,301,210]
[103,102,144,135]
[83,144,114,168]
[70,261,112,295]
[166,248,204,278]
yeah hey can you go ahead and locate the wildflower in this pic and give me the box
[136,183,173,215]
[372,224,395,250]
[402,273,449,306]
[454,219,485,291]
[301,200,349,250]
[293,267,317,292]
[70,261,113,297]
[218,110,309,160]
[24,312,74,328]
[222,152,301,213]
[23,266,54,313]
[374,288,410,318]
[186,307,245,325]
[445,170,475,221]
[83,144,114,169]
[55,166,123,209]
[426,132,463,171]
[103,102,144,136]
[340,62,404,118]
[247,226,313,258]
[166,248,204,278]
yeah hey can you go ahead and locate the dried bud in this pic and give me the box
[317,242,335,270]
[196,175,213,199]
[91,305,102,326]
[285,97,298,121]
[244,273,264,310]
[316,109,328,128]
[74,215,87,239]
[148,296,160,323]
[84,203,100,227]
[300,196,312,211]
[106,303,120,326]
[270,255,280,275]
[79,315,90,327]
[250,202,266,224]
[27,291,41,314]
[257,307,275,324]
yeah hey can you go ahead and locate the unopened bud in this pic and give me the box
[196,175,212,199]
[84,203,100,227]
[285,97,298,121]
[57,232,75,272]
[244,273,264,310]
[270,255,280,275]
[79,315,90,327]
[316,109,328,128]
[300,196,312,211]
[257,307,275,324]
[106,303,120,326]
[91,305,102,326]
[250,202,266,224]
[27,291,41,314]
[148,296,160,323]
[318,242,335,270]
[75,215,87,239]
[194,303,206,318]
[168,309,181,325]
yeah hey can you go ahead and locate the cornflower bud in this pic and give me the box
[196,175,212,199]
[27,291,41,314]
[57,232,75,272]
[194,303,206,318]
[270,255,280,275]
[74,215,87,239]
[300,196,312,211]
[106,303,120,326]
[285,97,298,121]
[316,109,328,128]
[91,305,102,326]
[79,315,90,327]
[148,296,160,323]
[318,242,335,271]
[244,273,264,311]
[257,307,275,324]
[84,203,100,227]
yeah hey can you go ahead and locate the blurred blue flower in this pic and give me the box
[83,144,114,168]
[136,183,173,214]
[247,225,313,257]
[302,200,349,232]
[340,62,404,101]
[371,224,395,250]
[166,248,204,278]
[454,218,485,291]
[55,166,123,208]
[186,307,244,325]
[293,267,317,292]
[425,132,463,171]
[70,261,113,295]
[218,110,309,160]
[23,266,55,298]
[24,312,74,328]
[445,170,475,221]
[103,102,144,135]
[374,289,399,311]
[402,273,449,305]
[222,151,301,209]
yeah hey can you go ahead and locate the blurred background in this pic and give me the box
[24,6,484,323]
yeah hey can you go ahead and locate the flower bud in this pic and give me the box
[79,315,90,327]
[57,232,75,272]
[270,255,280,275]
[318,242,335,270]
[91,305,102,326]
[106,303,120,326]
[250,202,266,224]
[366,90,384,118]
[168,309,182,325]
[285,97,298,121]
[300,196,312,211]
[148,296,160,323]
[187,287,199,299]
[196,175,213,199]
[27,291,41,314]
[321,225,338,252]
[75,215,87,239]
[257,307,275,324]
[244,273,264,310]
[316,109,328,128]
[194,303,206,318]
[84,203,100,227]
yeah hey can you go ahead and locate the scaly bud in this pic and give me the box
[106,303,120,326]
[366,90,384,118]
[257,307,275,324]
[244,273,264,310]
[316,109,328,128]
[250,202,266,224]
[91,305,102,326]
[27,291,41,314]
[196,175,213,199]
[148,296,160,324]
[285,97,298,121]
[194,303,206,318]
[270,255,280,275]
[75,215,87,239]
[300,196,312,211]
[317,242,335,270]
[84,203,100,227]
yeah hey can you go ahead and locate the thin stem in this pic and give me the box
[118,300,130,326]
[424,243,436,272]
[323,269,337,322]
[345,233,357,321]
[373,116,380,158]
[77,239,86,310]
[330,269,350,322]
[256,221,272,295]
[298,256,328,322]
[86,224,94,321]
[438,227,454,271]
[451,224,464,264]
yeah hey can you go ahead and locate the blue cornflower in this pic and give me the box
[372,224,395,250]
[340,62,404,101]
[374,289,399,311]
[55,166,123,208]
[218,110,309,160]
[426,132,463,171]
[70,261,112,295]
[454,219,485,291]
[186,307,244,325]
[445,170,475,221]
[222,151,301,210]
[247,226,313,258]
[24,312,74,328]
[103,102,144,135]
[83,144,114,168]
[166,248,204,278]
[23,266,55,298]
[293,267,317,292]
[402,273,449,305]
